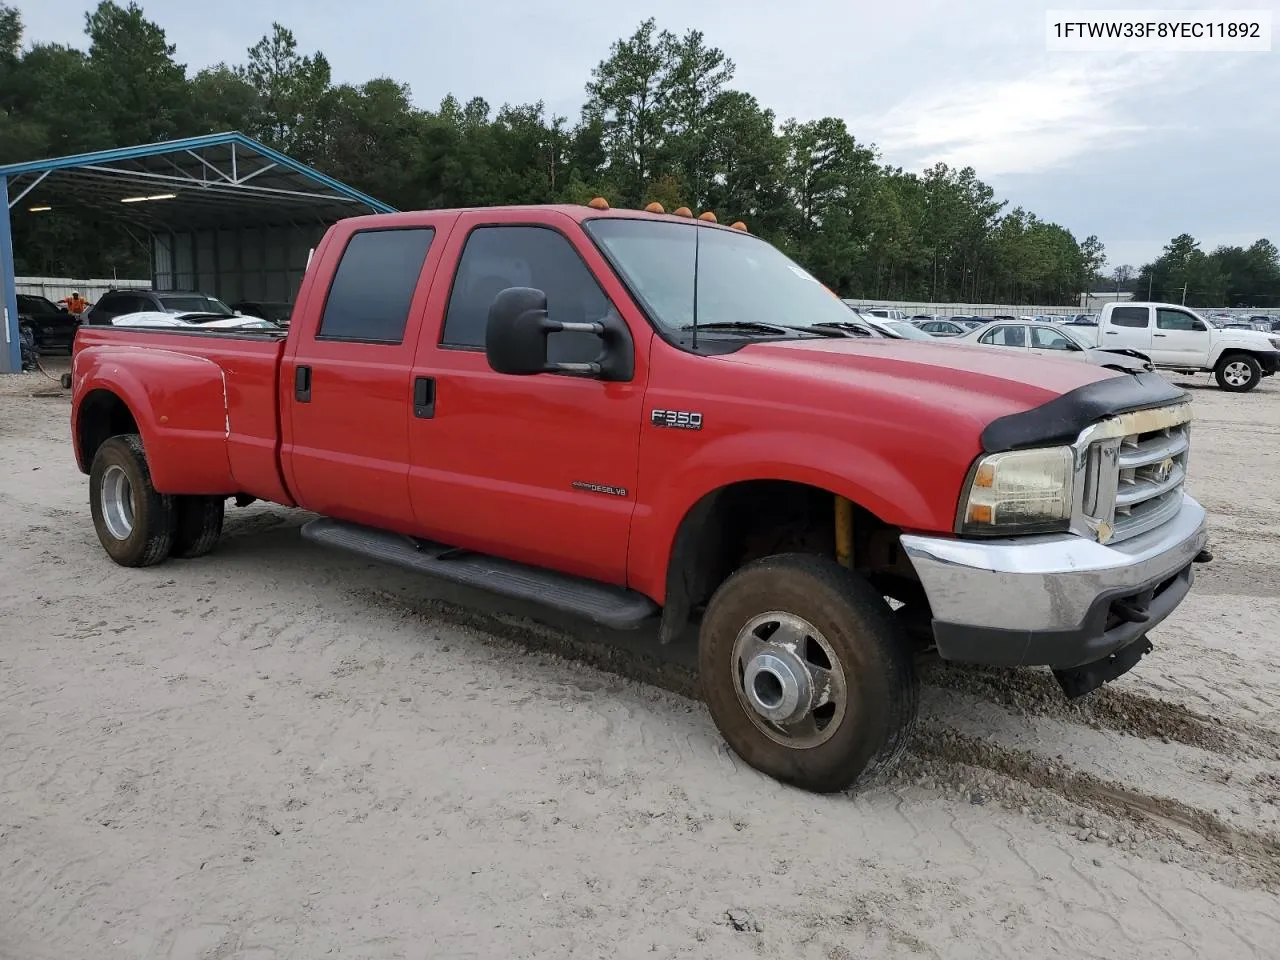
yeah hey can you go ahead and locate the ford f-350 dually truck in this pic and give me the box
[68,201,1210,792]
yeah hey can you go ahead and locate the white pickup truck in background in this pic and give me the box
[1097,301,1280,392]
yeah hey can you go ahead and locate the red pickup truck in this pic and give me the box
[69,202,1210,793]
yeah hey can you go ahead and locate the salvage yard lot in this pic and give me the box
[2,369,1279,959]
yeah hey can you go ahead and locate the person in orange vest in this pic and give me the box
[60,290,89,316]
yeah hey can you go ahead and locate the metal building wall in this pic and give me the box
[152,223,327,303]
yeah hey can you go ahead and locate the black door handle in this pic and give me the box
[1153,333,1167,337]
[413,376,435,418]
[295,364,311,402]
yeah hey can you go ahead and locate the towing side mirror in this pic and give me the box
[484,286,634,382]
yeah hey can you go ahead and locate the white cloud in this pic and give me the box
[860,60,1167,176]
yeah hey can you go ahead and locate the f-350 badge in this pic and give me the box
[650,409,703,430]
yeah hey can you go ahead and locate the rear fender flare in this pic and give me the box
[73,345,233,492]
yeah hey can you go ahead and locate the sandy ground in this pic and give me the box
[2,361,1279,960]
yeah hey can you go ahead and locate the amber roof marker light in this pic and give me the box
[588,197,610,210]
[730,221,748,231]
[644,202,665,213]
[698,211,718,223]
[673,206,693,218]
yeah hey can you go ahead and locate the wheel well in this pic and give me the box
[77,390,139,471]
[657,480,926,643]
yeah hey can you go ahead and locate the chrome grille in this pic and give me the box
[1073,403,1192,544]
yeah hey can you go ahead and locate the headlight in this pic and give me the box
[959,446,1074,536]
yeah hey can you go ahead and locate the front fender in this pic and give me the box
[627,429,966,602]
[73,344,234,493]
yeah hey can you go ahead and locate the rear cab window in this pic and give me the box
[317,228,437,344]
[1110,306,1150,328]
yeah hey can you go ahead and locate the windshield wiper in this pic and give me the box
[802,321,877,338]
[680,321,843,338]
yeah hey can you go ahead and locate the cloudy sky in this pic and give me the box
[20,0,1277,269]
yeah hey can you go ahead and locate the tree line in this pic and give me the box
[2,2,1276,307]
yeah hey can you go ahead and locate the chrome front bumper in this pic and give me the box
[899,494,1208,669]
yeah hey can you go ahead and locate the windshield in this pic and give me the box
[583,218,858,339]
[17,295,61,315]
[158,294,235,316]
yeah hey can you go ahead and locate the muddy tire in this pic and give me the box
[88,434,175,567]
[172,495,225,559]
[1215,353,1261,392]
[698,553,918,793]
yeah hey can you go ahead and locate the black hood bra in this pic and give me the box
[980,372,1189,453]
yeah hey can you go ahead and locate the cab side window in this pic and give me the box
[317,228,436,344]
[441,225,614,364]
[1110,307,1150,328]
[1156,309,1201,331]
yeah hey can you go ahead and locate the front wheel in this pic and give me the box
[89,435,175,567]
[698,554,919,793]
[1215,354,1262,392]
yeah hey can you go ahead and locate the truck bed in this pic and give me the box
[72,326,292,504]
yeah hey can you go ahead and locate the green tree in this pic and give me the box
[239,23,331,160]
[0,10,1186,308]
[583,18,672,206]
[84,1,188,145]
[658,28,734,210]
[187,64,261,136]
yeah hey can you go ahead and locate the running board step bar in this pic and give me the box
[300,518,659,630]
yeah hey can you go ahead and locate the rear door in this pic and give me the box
[281,217,453,532]
[405,211,651,585]
[1152,307,1212,366]
[1102,306,1152,352]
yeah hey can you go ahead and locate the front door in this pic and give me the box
[1029,324,1086,361]
[1152,307,1212,366]
[406,212,652,585]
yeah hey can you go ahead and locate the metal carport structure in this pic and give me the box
[0,132,396,373]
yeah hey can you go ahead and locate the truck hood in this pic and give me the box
[1216,328,1280,349]
[722,336,1116,431]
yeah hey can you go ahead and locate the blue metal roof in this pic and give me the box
[1,131,397,227]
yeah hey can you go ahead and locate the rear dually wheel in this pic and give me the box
[88,434,175,567]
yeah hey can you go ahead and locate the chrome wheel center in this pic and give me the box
[731,611,848,750]
[1225,362,1251,386]
[742,650,809,723]
[100,464,136,541]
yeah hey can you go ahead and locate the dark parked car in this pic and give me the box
[232,301,293,326]
[85,289,237,326]
[17,294,80,353]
